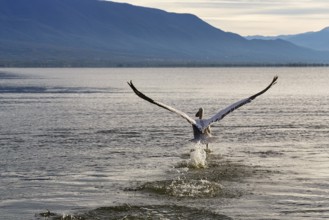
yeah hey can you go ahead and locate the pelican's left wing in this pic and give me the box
[127,81,202,131]
[201,76,278,131]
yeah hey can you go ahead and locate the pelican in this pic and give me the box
[128,76,278,149]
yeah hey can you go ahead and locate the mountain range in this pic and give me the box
[1,0,329,67]
[246,27,329,52]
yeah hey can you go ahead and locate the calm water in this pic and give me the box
[0,68,328,219]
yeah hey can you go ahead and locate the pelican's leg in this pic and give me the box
[205,127,211,153]
[205,143,211,154]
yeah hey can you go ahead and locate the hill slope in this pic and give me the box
[283,27,329,52]
[1,0,329,66]
[247,27,329,52]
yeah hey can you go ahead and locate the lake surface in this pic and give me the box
[0,67,328,219]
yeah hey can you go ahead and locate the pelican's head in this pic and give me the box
[195,107,204,119]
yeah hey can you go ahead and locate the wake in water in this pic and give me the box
[36,205,232,220]
[124,143,258,200]
[35,143,263,219]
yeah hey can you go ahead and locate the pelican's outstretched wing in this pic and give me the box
[127,81,202,130]
[201,76,278,130]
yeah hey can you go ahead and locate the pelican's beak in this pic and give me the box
[195,110,200,117]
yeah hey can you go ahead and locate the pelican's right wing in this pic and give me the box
[127,81,202,131]
[201,76,278,130]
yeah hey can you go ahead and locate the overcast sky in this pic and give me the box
[110,0,329,36]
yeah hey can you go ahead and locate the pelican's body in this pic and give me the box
[128,76,278,148]
[192,108,212,147]
[193,121,211,140]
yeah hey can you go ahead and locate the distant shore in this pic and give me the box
[1,61,329,68]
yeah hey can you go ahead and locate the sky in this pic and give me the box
[109,0,329,36]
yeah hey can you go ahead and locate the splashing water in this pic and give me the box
[188,142,207,168]
[136,178,223,198]
[167,178,222,198]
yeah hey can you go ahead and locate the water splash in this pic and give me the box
[130,177,223,198]
[188,142,207,168]
[166,178,222,198]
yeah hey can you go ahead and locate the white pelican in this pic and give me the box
[128,76,278,149]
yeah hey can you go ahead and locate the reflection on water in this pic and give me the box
[1,68,329,220]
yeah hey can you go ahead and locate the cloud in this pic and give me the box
[108,0,329,35]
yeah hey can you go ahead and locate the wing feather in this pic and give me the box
[201,76,278,130]
[127,81,202,130]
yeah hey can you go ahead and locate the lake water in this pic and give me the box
[0,67,328,220]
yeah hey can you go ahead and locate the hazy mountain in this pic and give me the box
[246,27,329,52]
[1,0,329,66]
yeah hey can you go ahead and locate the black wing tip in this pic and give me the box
[271,76,278,86]
[127,80,138,92]
[248,75,278,100]
[127,80,139,95]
